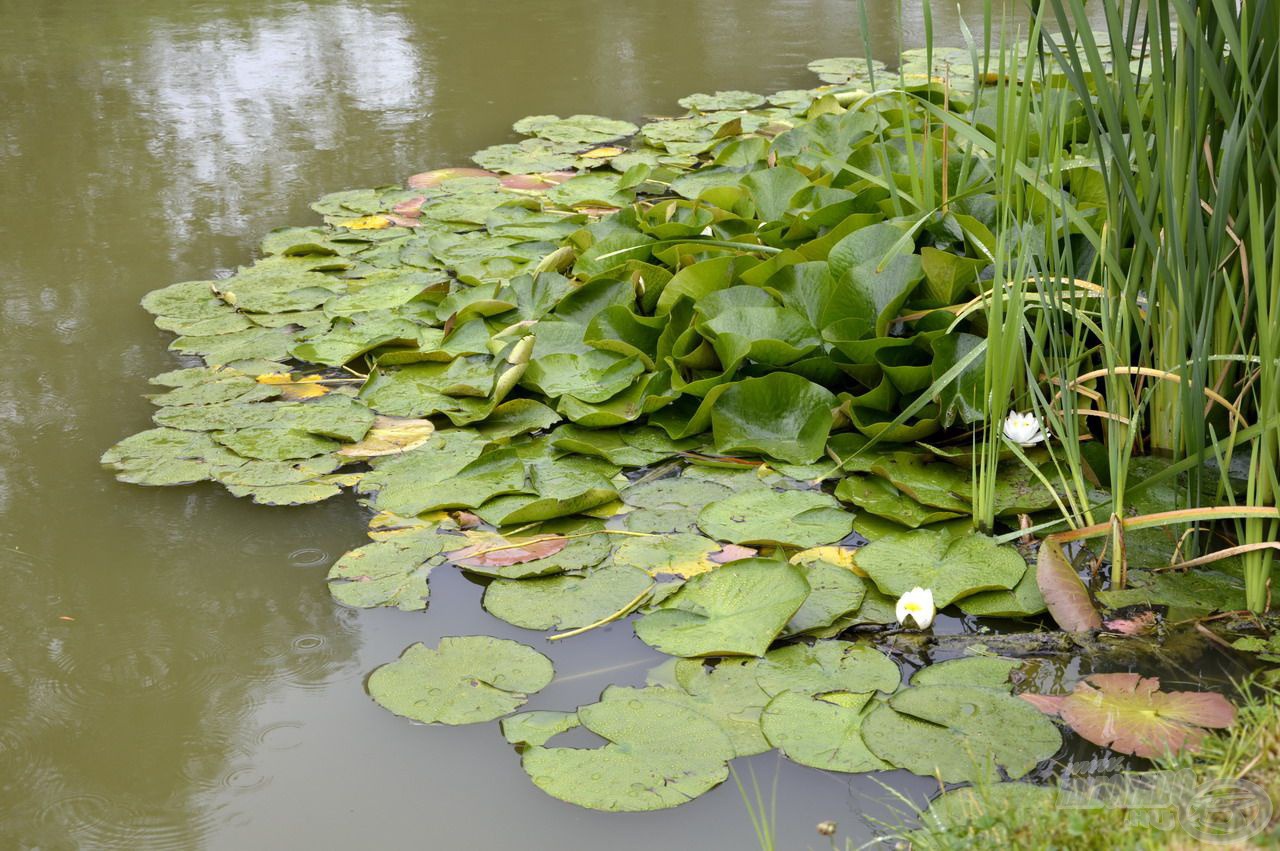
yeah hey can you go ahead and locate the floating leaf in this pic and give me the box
[856,529,1026,607]
[761,690,889,773]
[337,415,434,458]
[368,636,554,725]
[755,641,900,697]
[862,684,1062,783]
[671,658,772,757]
[697,489,853,548]
[634,559,809,657]
[677,91,766,111]
[501,710,581,747]
[325,529,449,611]
[522,686,735,811]
[1021,673,1235,758]
[784,560,868,635]
[909,657,1020,689]
[482,563,653,631]
[450,518,612,579]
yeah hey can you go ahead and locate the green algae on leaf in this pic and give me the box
[368,636,554,725]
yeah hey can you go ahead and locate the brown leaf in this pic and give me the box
[1036,540,1101,632]
[448,534,568,567]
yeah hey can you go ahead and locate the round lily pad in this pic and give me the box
[756,640,900,697]
[671,658,772,757]
[634,559,809,657]
[367,636,554,725]
[761,690,890,773]
[698,488,853,548]
[521,686,735,811]
[861,684,1062,783]
[482,562,653,631]
[855,529,1027,607]
[909,657,1020,689]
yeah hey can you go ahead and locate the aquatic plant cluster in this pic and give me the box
[103,14,1276,819]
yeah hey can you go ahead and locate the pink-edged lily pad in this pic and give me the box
[392,196,426,216]
[1021,672,1235,758]
[384,215,421,228]
[406,167,498,189]
[448,535,568,568]
[500,174,558,191]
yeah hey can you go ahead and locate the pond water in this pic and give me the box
[0,2,1130,848]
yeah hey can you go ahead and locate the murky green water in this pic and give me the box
[0,2,1067,847]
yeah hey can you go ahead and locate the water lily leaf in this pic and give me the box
[1097,567,1245,617]
[827,223,925,336]
[909,657,1020,689]
[711,374,835,465]
[546,173,630,209]
[472,399,561,440]
[790,545,864,576]
[522,685,735,812]
[761,690,889,773]
[756,641,900,697]
[357,429,487,513]
[856,529,1026,607]
[551,425,696,467]
[677,90,766,112]
[1022,673,1235,759]
[170,325,299,366]
[1036,540,1102,631]
[782,560,868,636]
[501,710,581,747]
[337,415,434,458]
[154,395,375,442]
[862,684,1062,783]
[740,166,811,221]
[634,559,809,657]
[513,114,638,146]
[483,562,653,630]
[621,475,732,511]
[867,452,972,513]
[450,531,569,567]
[406,167,498,189]
[223,477,349,505]
[368,636,554,725]
[101,428,242,486]
[807,56,885,84]
[474,457,619,526]
[213,427,339,461]
[835,475,965,528]
[472,139,581,174]
[958,567,1048,618]
[326,529,450,611]
[671,658,772,757]
[611,532,723,578]
[698,489,853,548]
[450,518,612,579]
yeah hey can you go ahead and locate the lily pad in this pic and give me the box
[862,684,1062,783]
[755,641,900,697]
[634,559,809,657]
[697,489,853,548]
[521,685,735,811]
[856,529,1027,607]
[677,91,766,112]
[368,636,554,725]
[760,690,889,773]
[784,560,868,635]
[909,657,1020,689]
[482,563,653,631]
[671,658,772,757]
[325,529,449,611]
[711,374,836,465]
[1021,673,1235,758]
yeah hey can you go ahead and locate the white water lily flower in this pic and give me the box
[1002,411,1046,446]
[895,587,935,629]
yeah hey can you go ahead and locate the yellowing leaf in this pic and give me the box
[791,546,866,577]
[256,372,330,400]
[337,416,435,459]
[580,146,625,159]
[340,215,392,230]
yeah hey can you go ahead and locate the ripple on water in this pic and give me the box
[257,721,305,750]
[37,792,145,849]
[287,547,330,568]
[220,765,268,792]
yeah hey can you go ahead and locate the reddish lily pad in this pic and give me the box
[406,167,498,189]
[1021,673,1235,758]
